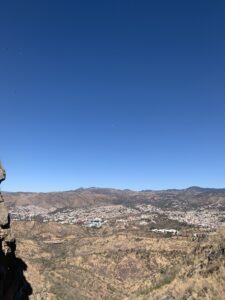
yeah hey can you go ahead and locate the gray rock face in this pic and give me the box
[0,163,9,227]
[0,162,6,184]
[0,202,9,227]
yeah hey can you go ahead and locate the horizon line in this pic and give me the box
[2,185,225,194]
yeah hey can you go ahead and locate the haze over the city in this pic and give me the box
[1,0,225,192]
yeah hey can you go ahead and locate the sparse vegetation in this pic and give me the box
[12,220,194,299]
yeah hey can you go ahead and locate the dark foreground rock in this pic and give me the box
[0,162,32,299]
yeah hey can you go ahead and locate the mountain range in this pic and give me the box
[4,186,225,211]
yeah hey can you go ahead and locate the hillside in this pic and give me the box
[4,187,225,211]
[12,219,225,300]
[4,186,225,299]
[136,226,225,300]
[13,220,194,300]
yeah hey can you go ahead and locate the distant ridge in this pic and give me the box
[3,186,225,211]
[186,186,225,192]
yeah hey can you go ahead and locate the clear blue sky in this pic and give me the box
[1,0,225,192]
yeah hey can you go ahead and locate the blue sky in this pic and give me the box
[1,0,225,192]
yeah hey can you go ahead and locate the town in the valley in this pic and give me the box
[9,202,225,233]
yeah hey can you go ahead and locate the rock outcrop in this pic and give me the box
[0,162,32,299]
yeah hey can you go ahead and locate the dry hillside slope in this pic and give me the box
[136,227,225,300]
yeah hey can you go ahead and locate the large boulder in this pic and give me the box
[0,163,9,227]
[0,163,6,183]
[0,202,9,227]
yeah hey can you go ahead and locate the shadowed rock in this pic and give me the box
[0,162,32,299]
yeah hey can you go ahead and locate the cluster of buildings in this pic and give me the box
[151,228,178,235]
[166,209,225,229]
[9,205,139,225]
[8,203,225,230]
